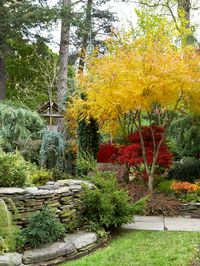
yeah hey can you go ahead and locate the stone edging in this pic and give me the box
[0,231,106,266]
[180,203,200,218]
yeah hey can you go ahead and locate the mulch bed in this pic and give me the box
[121,182,181,216]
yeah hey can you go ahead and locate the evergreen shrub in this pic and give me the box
[82,171,146,231]
[167,157,200,182]
[18,206,65,249]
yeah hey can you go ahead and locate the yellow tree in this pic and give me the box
[71,24,200,193]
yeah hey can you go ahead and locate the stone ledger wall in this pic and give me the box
[180,203,200,218]
[0,179,93,228]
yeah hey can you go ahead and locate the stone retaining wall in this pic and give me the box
[0,231,106,266]
[180,203,200,218]
[0,179,93,228]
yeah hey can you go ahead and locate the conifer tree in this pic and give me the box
[0,0,57,99]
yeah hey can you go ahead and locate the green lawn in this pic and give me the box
[63,231,200,266]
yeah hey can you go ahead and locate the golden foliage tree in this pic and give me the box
[71,22,200,193]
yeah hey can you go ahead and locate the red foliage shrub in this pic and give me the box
[97,126,172,183]
[97,143,121,163]
[128,125,164,144]
[118,144,172,168]
[118,125,173,169]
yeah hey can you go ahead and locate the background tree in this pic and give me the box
[6,38,58,109]
[74,0,117,72]
[135,0,199,44]
[0,0,57,100]
[169,114,200,159]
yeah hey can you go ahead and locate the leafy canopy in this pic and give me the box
[71,19,200,135]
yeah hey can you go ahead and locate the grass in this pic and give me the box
[63,231,200,266]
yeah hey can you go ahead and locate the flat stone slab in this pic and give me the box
[0,188,26,195]
[64,231,98,250]
[123,216,200,232]
[123,221,164,231]
[54,187,70,194]
[164,217,200,232]
[23,242,76,264]
[0,253,22,266]
[134,215,164,223]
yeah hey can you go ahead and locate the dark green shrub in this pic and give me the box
[167,157,200,182]
[82,171,146,231]
[0,150,32,187]
[18,207,65,249]
[77,118,100,159]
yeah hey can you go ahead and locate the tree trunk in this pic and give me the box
[0,57,6,100]
[57,0,71,132]
[78,0,93,74]
[148,173,153,194]
[178,0,191,28]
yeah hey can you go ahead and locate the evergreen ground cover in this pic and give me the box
[63,231,200,266]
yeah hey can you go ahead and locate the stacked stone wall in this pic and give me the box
[0,179,93,228]
[180,203,200,218]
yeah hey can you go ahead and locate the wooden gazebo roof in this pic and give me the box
[37,101,64,118]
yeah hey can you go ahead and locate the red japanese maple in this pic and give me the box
[97,143,120,163]
[118,126,173,177]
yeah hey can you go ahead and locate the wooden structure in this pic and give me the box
[37,101,64,131]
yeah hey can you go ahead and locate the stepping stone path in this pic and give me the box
[123,215,200,231]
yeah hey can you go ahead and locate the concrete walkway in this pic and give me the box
[123,216,200,232]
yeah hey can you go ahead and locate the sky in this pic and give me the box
[49,1,137,51]
[49,1,200,52]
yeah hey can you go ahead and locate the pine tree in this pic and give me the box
[0,0,57,99]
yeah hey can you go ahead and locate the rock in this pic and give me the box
[64,231,98,250]
[0,253,22,266]
[46,181,55,186]
[24,200,43,207]
[27,190,54,196]
[32,256,66,266]
[23,242,76,264]
[24,187,38,193]
[69,185,82,192]
[59,209,76,218]
[60,196,73,204]
[47,202,61,208]
[60,204,74,210]
[0,188,26,195]
[38,185,54,190]
[54,187,70,194]
[54,180,69,187]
